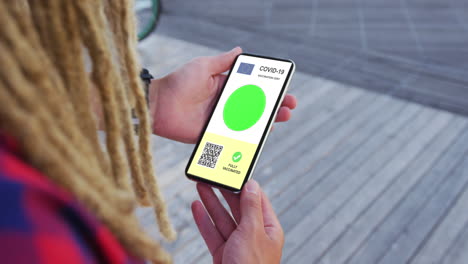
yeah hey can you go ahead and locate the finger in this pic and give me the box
[207,47,243,74]
[197,183,237,240]
[239,180,263,230]
[215,74,228,89]
[281,94,297,109]
[191,200,225,256]
[220,189,241,223]
[214,74,228,96]
[275,107,291,123]
[261,190,284,242]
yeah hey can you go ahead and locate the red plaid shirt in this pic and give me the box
[0,135,144,264]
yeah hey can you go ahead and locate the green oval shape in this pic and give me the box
[223,84,266,131]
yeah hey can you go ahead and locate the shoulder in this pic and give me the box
[0,136,144,264]
[0,137,85,263]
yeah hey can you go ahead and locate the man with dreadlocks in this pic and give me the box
[0,1,297,264]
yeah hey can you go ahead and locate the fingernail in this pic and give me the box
[230,47,240,53]
[245,180,258,194]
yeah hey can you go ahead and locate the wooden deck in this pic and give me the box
[136,34,468,264]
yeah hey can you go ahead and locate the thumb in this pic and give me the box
[207,47,242,74]
[239,180,264,230]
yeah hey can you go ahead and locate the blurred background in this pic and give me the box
[135,1,468,263]
[140,0,468,114]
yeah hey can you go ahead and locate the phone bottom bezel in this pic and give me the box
[186,173,242,193]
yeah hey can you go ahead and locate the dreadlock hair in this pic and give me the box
[0,1,176,263]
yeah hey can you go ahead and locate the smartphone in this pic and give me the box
[185,53,295,192]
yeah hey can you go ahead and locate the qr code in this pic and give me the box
[197,142,224,169]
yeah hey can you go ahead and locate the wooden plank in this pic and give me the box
[157,15,355,73]
[173,231,207,264]
[441,220,468,264]
[339,118,468,264]
[321,117,467,264]
[279,105,432,260]
[376,153,468,263]
[139,35,194,77]
[274,101,419,231]
[285,109,452,263]
[396,154,468,263]
[264,77,337,140]
[259,87,365,168]
[262,94,394,203]
[281,71,311,95]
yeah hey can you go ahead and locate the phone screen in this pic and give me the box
[186,54,294,191]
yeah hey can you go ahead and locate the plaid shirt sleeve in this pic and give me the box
[0,135,145,264]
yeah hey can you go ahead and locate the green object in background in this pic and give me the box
[223,84,266,131]
[137,0,160,41]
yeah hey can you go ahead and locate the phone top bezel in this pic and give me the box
[185,53,295,192]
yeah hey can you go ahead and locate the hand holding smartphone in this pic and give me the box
[186,53,295,192]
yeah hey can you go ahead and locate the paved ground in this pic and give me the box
[153,0,468,116]
[136,34,468,264]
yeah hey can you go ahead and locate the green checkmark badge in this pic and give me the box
[232,152,242,163]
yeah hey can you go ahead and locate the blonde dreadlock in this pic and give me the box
[0,1,176,263]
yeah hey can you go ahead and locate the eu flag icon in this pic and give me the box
[237,63,255,75]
